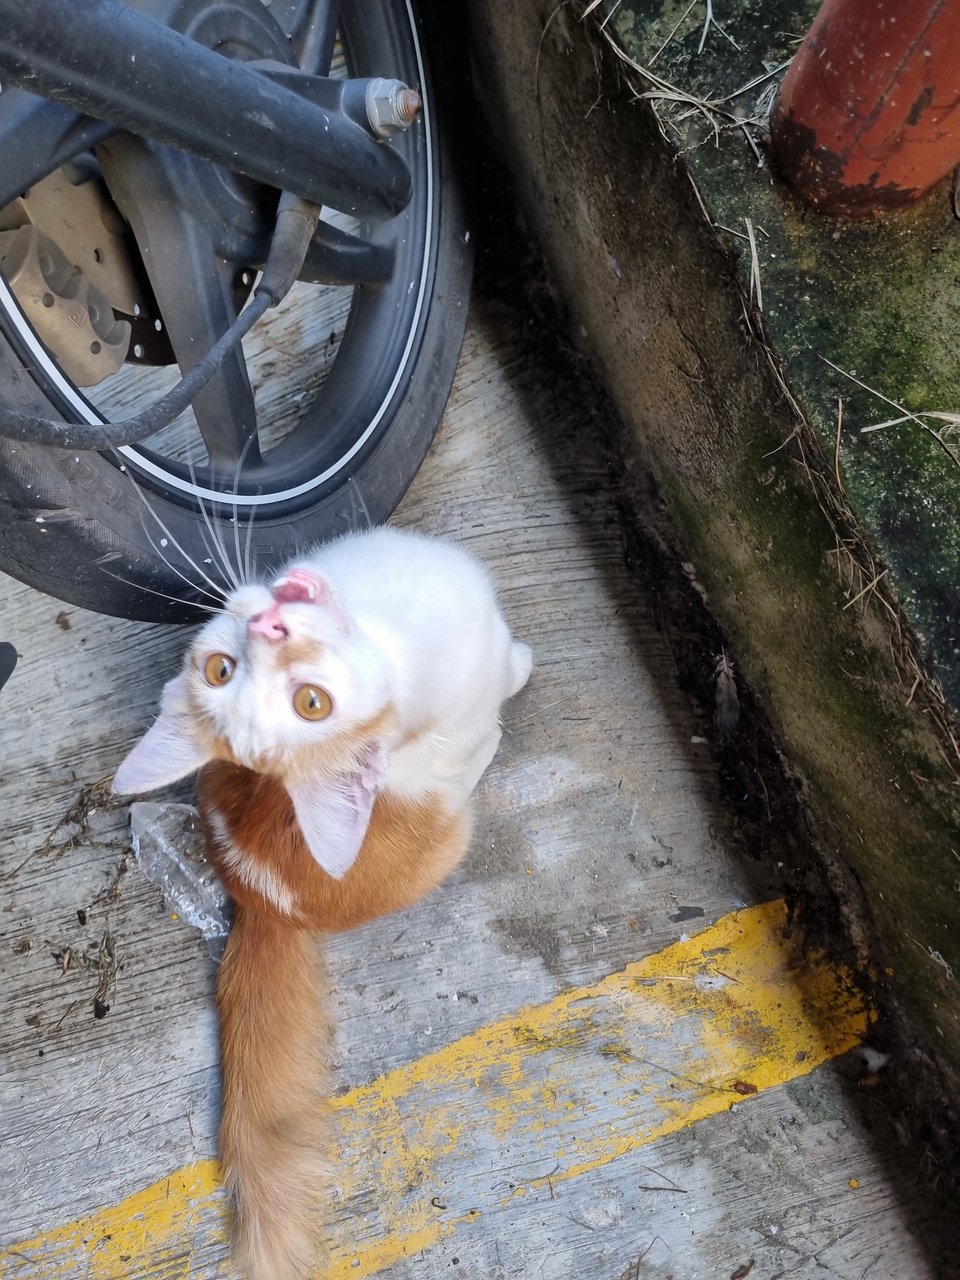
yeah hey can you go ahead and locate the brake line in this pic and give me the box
[0,194,321,450]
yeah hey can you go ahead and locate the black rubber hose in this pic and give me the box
[0,195,320,450]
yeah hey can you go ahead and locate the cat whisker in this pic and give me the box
[243,494,260,586]
[187,458,241,594]
[244,513,256,583]
[112,453,230,602]
[350,476,373,529]
[196,493,240,596]
[137,515,229,608]
[230,432,261,587]
[195,520,228,582]
[100,568,223,613]
[231,504,244,590]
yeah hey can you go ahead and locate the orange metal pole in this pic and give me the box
[769,0,960,216]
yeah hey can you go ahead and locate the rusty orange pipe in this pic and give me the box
[769,0,960,216]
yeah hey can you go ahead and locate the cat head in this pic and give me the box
[113,565,392,878]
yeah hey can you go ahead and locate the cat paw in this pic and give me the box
[507,641,533,697]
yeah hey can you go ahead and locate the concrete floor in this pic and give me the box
[0,285,950,1277]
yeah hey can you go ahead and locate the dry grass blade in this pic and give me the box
[686,171,714,224]
[716,223,749,240]
[697,0,713,54]
[740,121,763,165]
[694,0,742,54]
[842,568,888,613]
[716,60,791,104]
[648,0,697,64]
[823,356,942,430]
[712,17,743,51]
[744,217,762,312]
[863,410,960,433]
[595,17,790,158]
[599,0,627,29]
[822,356,960,471]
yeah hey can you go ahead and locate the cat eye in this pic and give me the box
[293,684,333,721]
[203,653,236,686]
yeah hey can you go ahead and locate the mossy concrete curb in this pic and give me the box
[467,0,960,1097]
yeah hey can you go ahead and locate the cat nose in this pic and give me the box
[249,603,288,642]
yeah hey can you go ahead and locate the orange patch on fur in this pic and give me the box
[217,906,333,1278]
[273,637,325,672]
[198,761,470,932]
[195,716,473,1279]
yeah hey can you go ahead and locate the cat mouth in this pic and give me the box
[271,569,324,605]
[248,570,326,642]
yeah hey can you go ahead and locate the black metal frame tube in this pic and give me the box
[0,0,412,218]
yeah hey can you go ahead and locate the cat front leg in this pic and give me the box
[507,640,533,699]
[457,727,504,800]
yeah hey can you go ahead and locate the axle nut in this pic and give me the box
[365,78,422,138]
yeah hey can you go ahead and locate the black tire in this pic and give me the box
[0,0,471,621]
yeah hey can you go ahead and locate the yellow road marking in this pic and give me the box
[1,900,870,1279]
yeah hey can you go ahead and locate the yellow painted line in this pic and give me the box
[1,900,870,1279]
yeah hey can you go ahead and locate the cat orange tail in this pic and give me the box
[217,904,333,1279]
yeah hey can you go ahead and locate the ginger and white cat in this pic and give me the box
[114,526,531,1280]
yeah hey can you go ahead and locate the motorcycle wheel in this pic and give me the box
[0,0,471,621]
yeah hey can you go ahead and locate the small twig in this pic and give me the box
[54,998,83,1032]
[91,850,133,907]
[0,1249,40,1272]
[833,397,844,491]
[637,1164,689,1193]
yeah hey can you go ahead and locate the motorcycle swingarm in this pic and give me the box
[0,0,415,221]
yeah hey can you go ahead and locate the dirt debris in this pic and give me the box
[50,927,121,1020]
[5,775,127,881]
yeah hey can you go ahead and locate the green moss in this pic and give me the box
[479,0,960,1086]
[605,0,960,708]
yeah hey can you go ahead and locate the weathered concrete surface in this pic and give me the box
[3,290,953,1275]
[468,0,960,1106]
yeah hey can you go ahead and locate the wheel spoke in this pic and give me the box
[298,220,395,287]
[97,136,261,471]
[274,0,342,73]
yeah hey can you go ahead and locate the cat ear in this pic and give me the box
[286,744,386,879]
[113,675,209,794]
